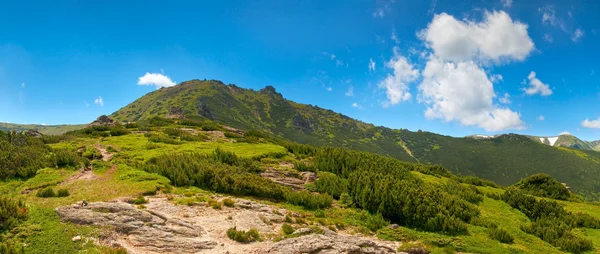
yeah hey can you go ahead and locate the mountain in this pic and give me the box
[0,122,85,135]
[526,133,600,152]
[111,79,600,199]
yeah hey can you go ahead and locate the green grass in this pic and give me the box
[19,168,77,192]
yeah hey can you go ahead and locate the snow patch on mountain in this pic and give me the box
[548,137,559,146]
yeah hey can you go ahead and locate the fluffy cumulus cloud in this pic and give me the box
[419,11,534,63]
[379,48,420,107]
[418,58,523,131]
[94,96,104,106]
[523,71,552,96]
[582,118,600,129]
[138,72,176,89]
[407,11,533,131]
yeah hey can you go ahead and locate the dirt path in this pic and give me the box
[95,144,113,162]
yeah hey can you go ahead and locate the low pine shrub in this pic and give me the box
[36,187,56,198]
[226,227,260,243]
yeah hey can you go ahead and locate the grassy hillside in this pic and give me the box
[111,80,416,162]
[0,122,85,135]
[110,80,600,200]
[3,123,600,253]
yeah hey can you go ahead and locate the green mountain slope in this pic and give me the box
[0,122,85,135]
[111,79,416,162]
[111,80,600,199]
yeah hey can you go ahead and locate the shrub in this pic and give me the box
[285,191,333,210]
[470,217,498,229]
[339,192,352,207]
[36,187,56,198]
[226,227,260,243]
[223,198,235,207]
[281,223,295,235]
[224,131,242,138]
[284,215,293,223]
[0,197,28,231]
[148,134,182,145]
[57,189,70,197]
[133,195,148,205]
[360,211,388,232]
[444,180,483,204]
[110,128,129,136]
[314,172,348,199]
[515,173,570,200]
[208,199,222,209]
[488,228,514,243]
[293,162,316,172]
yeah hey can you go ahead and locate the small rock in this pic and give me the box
[323,227,337,237]
[72,236,82,242]
[389,224,400,229]
[294,228,313,235]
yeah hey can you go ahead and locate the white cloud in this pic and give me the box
[539,5,557,26]
[418,57,524,131]
[572,28,584,41]
[419,11,534,63]
[352,102,363,109]
[499,93,511,104]
[373,8,384,18]
[369,58,376,71]
[391,29,400,44]
[490,74,503,83]
[41,123,46,126]
[501,0,512,8]
[543,33,553,42]
[322,52,336,60]
[379,47,420,107]
[21,82,25,88]
[84,101,89,108]
[94,96,104,107]
[582,118,600,129]
[345,86,354,97]
[138,72,176,89]
[538,115,545,121]
[523,71,552,96]
[559,131,570,135]
[326,87,332,92]
[336,60,344,67]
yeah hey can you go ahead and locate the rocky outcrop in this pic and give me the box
[56,202,216,253]
[88,115,116,127]
[25,130,43,138]
[266,233,397,254]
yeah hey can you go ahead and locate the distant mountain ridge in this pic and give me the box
[108,79,600,200]
[467,133,600,152]
[0,122,85,135]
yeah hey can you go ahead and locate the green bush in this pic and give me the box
[314,172,348,199]
[132,195,148,205]
[488,228,514,243]
[293,162,316,172]
[0,197,28,231]
[281,223,295,235]
[339,192,352,207]
[223,198,235,207]
[36,187,56,198]
[224,131,242,138]
[148,134,182,145]
[285,191,333,210]
[444,180,483,204]
[57,189,70,197]
[109,128,129,136]
[226,227,260,243]
[0,240,25,254]
[515,173,570,200]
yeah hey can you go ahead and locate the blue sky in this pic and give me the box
[1,0,599,140]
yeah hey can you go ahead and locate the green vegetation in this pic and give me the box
[226,227,260,243]
[488,228,514,244]
[281,223,294,235]
[36,187,56,198]
[0,197,27,231]
[110,80,600,201]
[515,173,571,200]
[222,198,235,207]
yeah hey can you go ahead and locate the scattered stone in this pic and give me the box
[300,172,317,184]
[294,228,313,235]
[72,236,81,242]
[56,201,216,253]
[389,224,400,229]
[266,234,396,253]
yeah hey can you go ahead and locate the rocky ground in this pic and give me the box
[56,196,402,254]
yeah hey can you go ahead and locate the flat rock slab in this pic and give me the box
[56,201,217,253]
[266,234,397,254]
